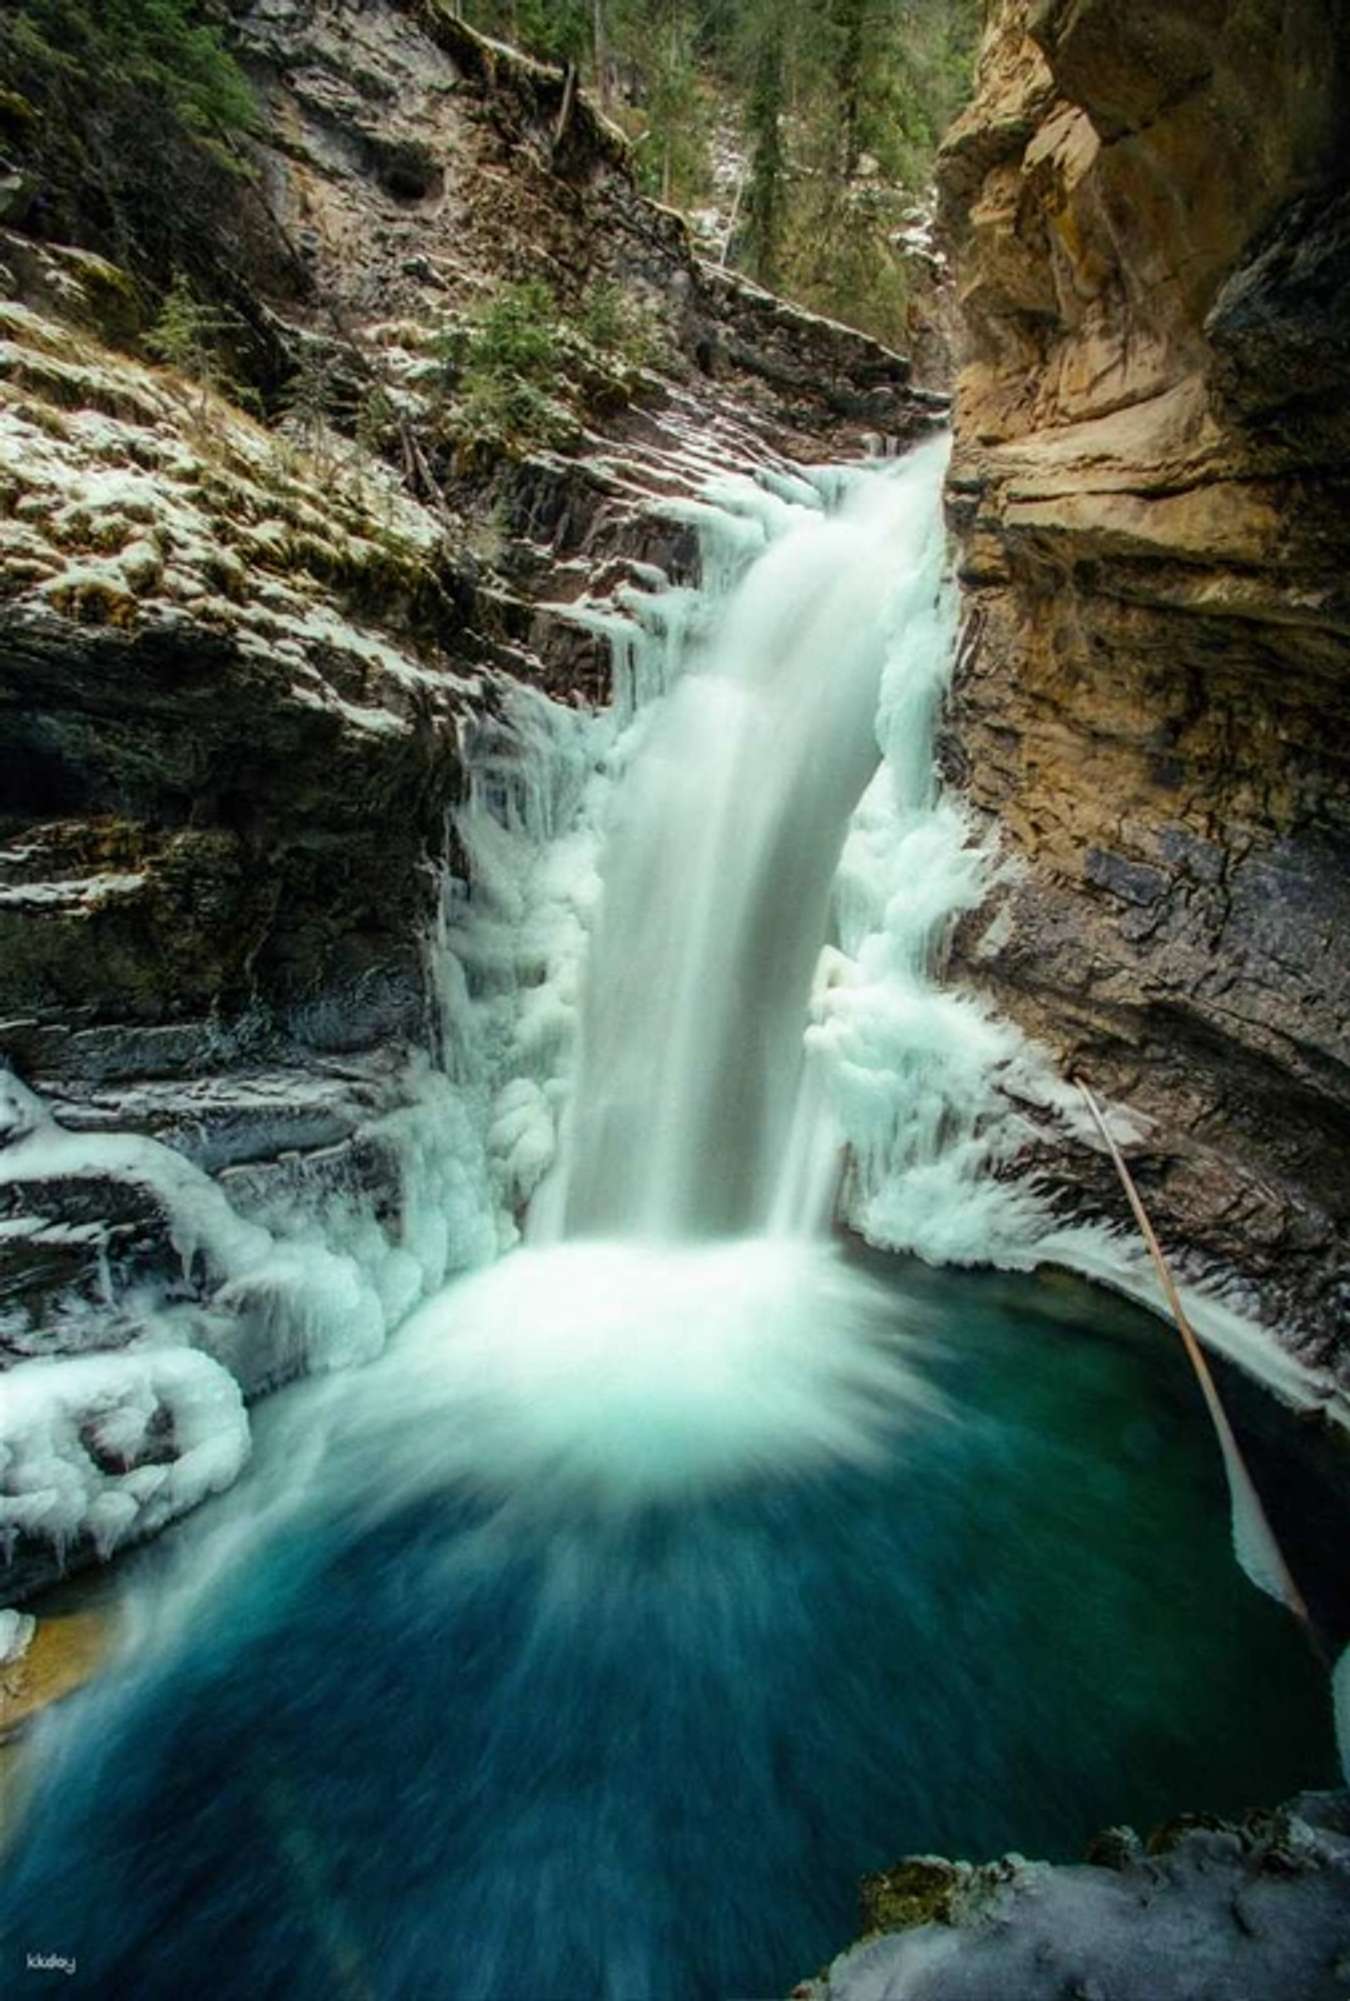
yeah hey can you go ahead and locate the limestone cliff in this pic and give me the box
[939,0,1350,1367]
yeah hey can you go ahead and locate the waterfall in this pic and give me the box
[411,427,1080,1463]
[373,435,971,1512]
[418,425,1312,1532]
[539,442,952,1244]
[448,430,1089,1287]
[6,423,1316,1594]
[438,439,973,1265]
[5,434,1340,2001]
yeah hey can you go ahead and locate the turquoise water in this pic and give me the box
[1,1251,1339,1999]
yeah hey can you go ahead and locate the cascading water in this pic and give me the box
[1,440,1338,2001]
[540,450,945,1243]
[390,439,965,1510]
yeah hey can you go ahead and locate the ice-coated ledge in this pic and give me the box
[0,1345,249,1586]
[796,1796,1350,2001]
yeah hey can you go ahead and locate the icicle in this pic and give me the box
[1076,1080,1317,1641]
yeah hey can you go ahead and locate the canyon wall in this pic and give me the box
[939,0,1350,1368]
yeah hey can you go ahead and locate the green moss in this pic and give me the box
[11,398,73,442]
[4,1,256,150]
[858,1857,964,1934]
[64,252,145,348]
[1,341,166,426]
[0,85,38,126]
[46,577,140,628]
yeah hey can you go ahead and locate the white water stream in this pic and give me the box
[444,432,1034,1266]
[378,438,968,1514]
[538,442,949,1243]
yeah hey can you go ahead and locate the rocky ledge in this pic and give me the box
[938,0,1350,1370]
[798,1793,1350,2001]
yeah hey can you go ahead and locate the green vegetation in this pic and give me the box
[574,278,656,368]
[451,278,569,454]
[276,342,346,465]
[459,0,982,344]
[146,270,235,381]
[441,277,657,461]
[0,0,256,280]
[143,268,271,432]
[466,278,561,385]
[736,0,979,336]
[5,0,255,142]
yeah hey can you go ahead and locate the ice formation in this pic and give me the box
[0,1347,248,1568]
[427,434,1335,1425]
[3,416,1334,1613]
[0,1060,497,1571]
[0,1606,36,1665]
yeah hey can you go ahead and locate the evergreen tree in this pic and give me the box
[742,14,786,288]
[391,0,981,344]
[455,0,982,340]
[830,0,869,180]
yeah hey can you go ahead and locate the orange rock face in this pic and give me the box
[938,0,1350,1362]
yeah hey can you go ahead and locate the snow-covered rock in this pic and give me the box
[796,1798,1350,2001]
[0,1347,249,1588]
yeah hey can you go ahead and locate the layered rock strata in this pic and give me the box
[938,0,1350,1366]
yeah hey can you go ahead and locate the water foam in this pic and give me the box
[334,1239,943,1513]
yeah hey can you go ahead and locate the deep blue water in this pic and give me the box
[1,1256,1339,2000]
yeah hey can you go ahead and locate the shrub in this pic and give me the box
[467,279,559,385]
[574,279,656,369]
[449,280,570,455]
[146,269,262,426]
[457,372,571,452]
[146,270,234,381]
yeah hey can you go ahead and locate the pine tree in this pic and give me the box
[147,271,232,383]
[831,0,868,180]
[742,17,786,288]
[445,0,983,345]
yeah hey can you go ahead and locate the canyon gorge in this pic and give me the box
[0,1,1347,1996]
